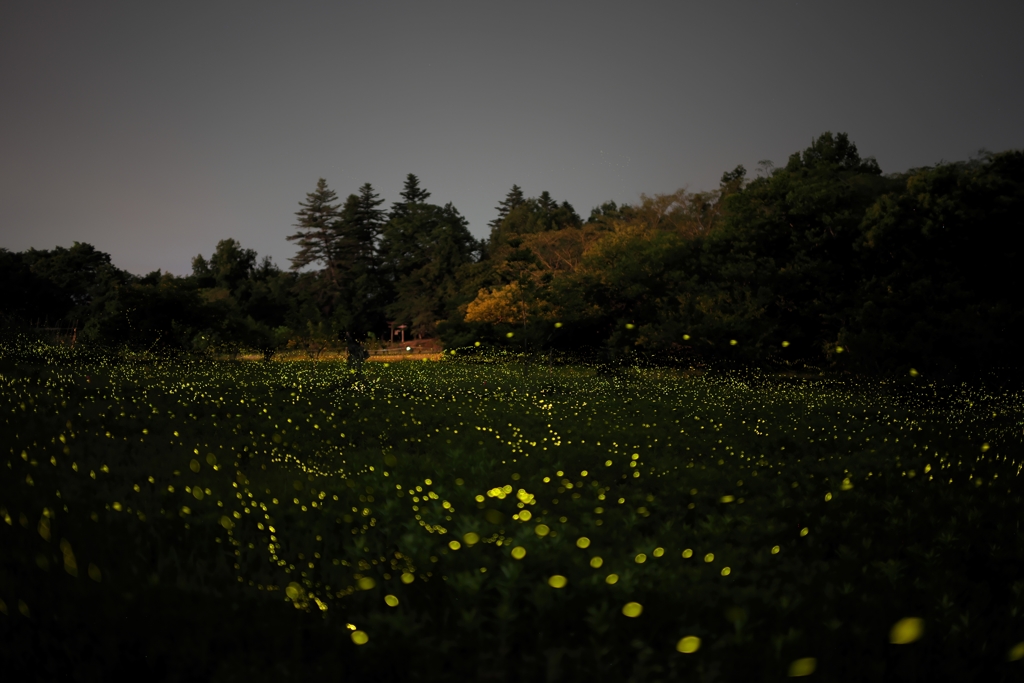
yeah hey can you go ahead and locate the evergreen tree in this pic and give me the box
[334,184,388,336]
[538,190,558,214]
[585,201,630,229]
[286,179,343,314]
[488,194,582,253]
[386,202,477,338]
[380,174,435,285]
[336,183,386,278]
[389,174,431,220]
[488,184,526,231]
[354,182,387,255]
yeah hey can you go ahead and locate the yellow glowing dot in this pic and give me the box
[729,339,737,346]
[652,547,664,557]
[683,334,690,340]
[448,540,461,550]
[590,556,603,568]
[677,636,701,653]
[622,602,643,617]
[474,494,485,502]
[384,595,399,607]
[576,537,591,549]
[625,323,635,329]
[981,443,990,452]
[704,553,714,563]
[605,460,612,467]
[400,572,415,584]
[519,509,532,521]
[720,495,734,503]
[835,345,844,353]
[205,453,217,466]
[605,573,619,584]
[506,332,514,338]
[548,575,567,588]
[357,577,376,590]
[351,630,369,645]
[909,368,919,377]
[463,532,480,545]
[788,657,816,676]
[721,567,731,576]
[781,340,790,347]
[554,322,563,328]
[511,546,526,560]
[682,549,693,558]
[890,617,924,644]
[219,515,234,530]
[535,524,550,537]
[189,459,200,473]
[1008,641,1024,662]
[192,488,204,501]
[772,545,780,554]
[635,553,646,563]
[800,527,809,537]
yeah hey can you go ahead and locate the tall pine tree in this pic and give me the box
[286,178,343,315]
[389,173,432,220]
[488,184,526,231]
[386,202,478,338]
[334,183,387,336]
[538,190,558,214]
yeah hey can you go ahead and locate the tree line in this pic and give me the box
[3,133,1021,380]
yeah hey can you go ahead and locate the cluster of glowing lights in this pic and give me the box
[2,338,1022,672]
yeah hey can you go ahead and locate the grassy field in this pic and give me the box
[2,341,1024,682]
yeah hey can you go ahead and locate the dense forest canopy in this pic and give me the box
[3,133,1021,380]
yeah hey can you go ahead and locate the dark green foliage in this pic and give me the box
[287,179,343,273]
[389,173,432,220]
[0,248,67,322]
[286,178,345,316]
[844,151,1024,379]
[383,202,479,338]
[488,193,582,254]
[333,185,388,338]
[708,132,894,359]
[93,276,220,349]
[2,136,1021,381]
[585,200,631,228]
[9,242,134,329]
[488,184,526,231]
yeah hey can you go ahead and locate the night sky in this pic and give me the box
[2,1,1022,277]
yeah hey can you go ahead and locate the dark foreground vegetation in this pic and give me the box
[2,339,1023,682]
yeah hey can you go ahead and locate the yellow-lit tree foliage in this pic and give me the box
[463,283,527,324]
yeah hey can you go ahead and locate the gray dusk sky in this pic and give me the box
[2,1,1022,277]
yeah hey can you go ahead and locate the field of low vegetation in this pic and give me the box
[2,340,1024,682]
